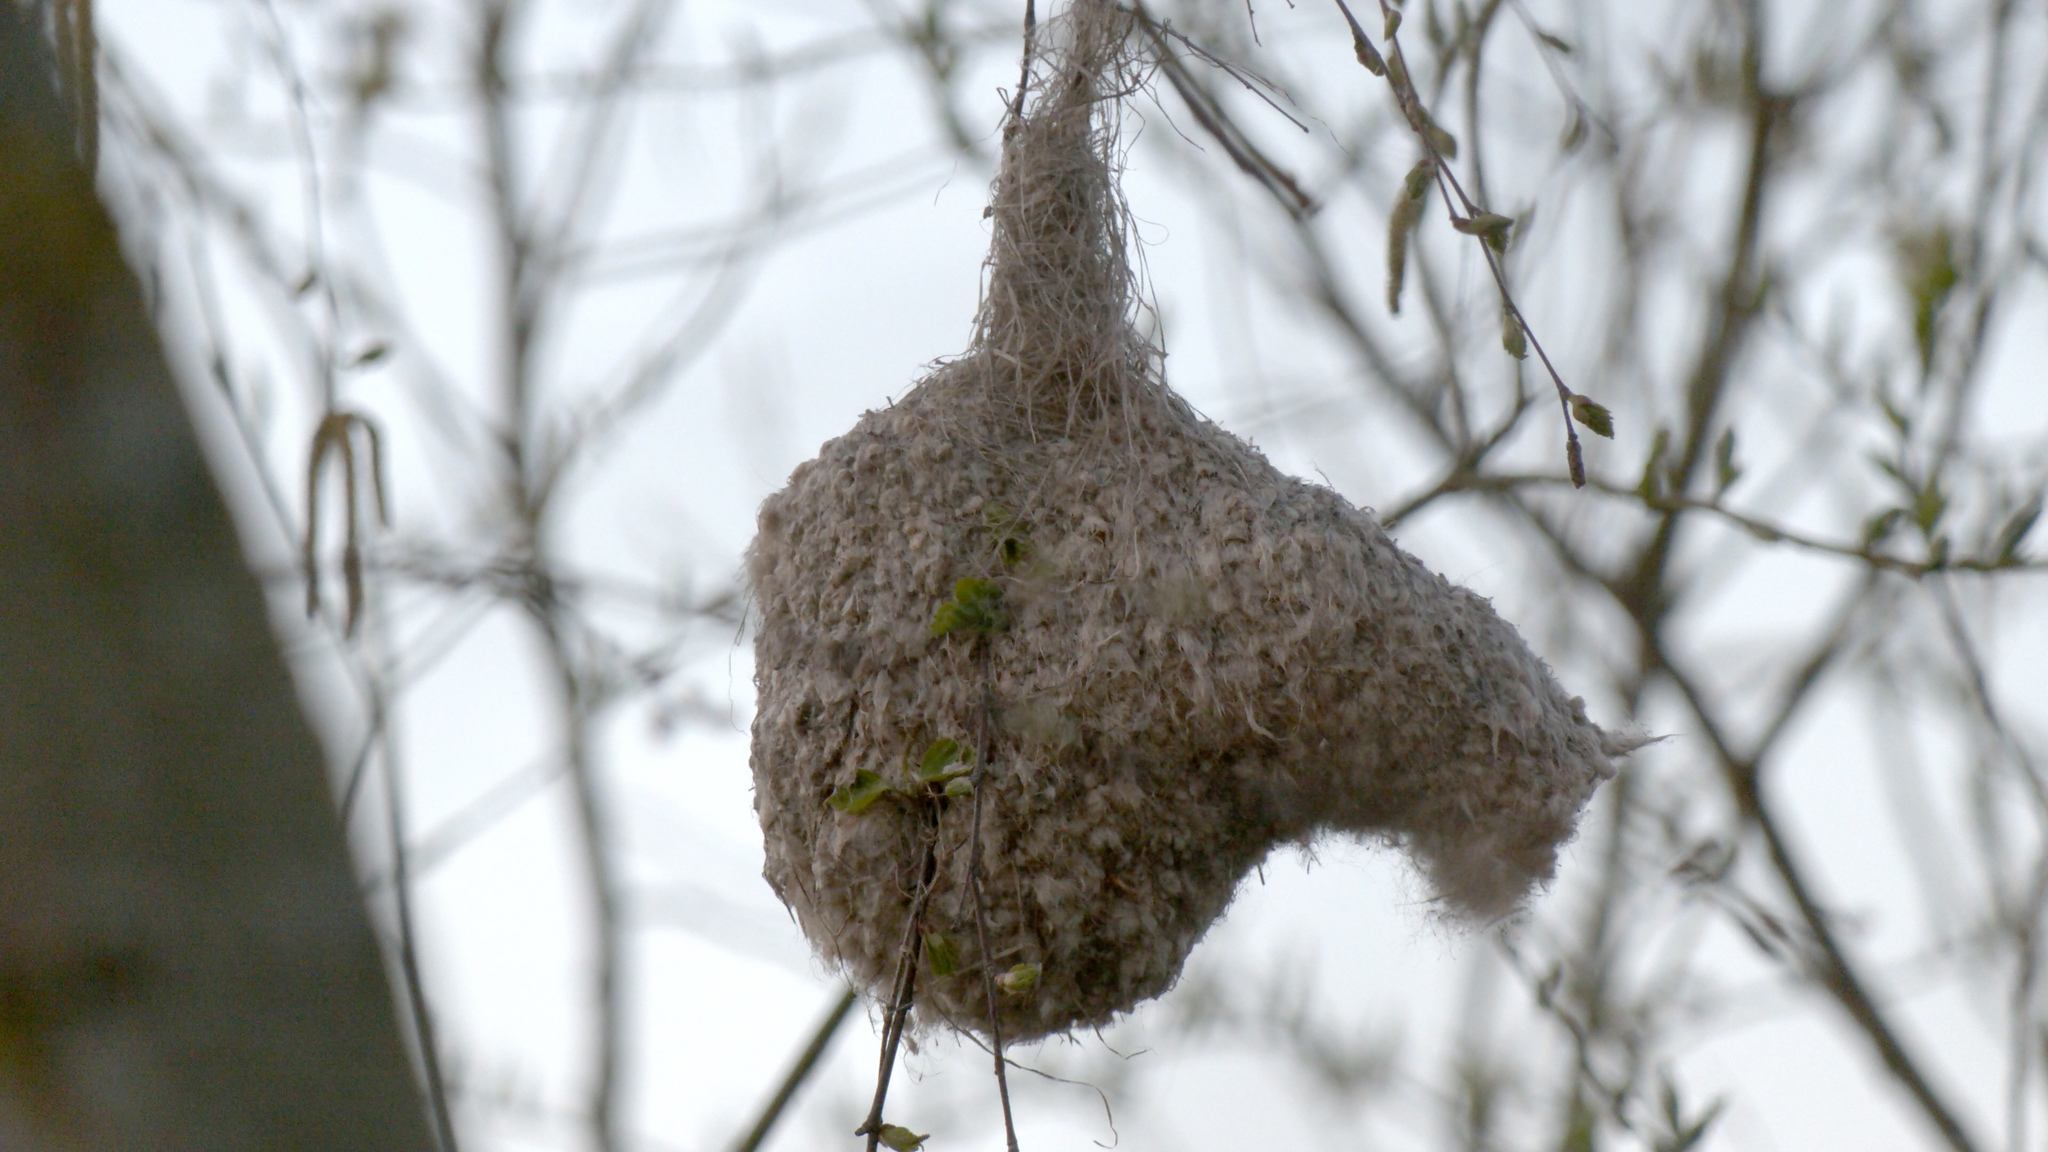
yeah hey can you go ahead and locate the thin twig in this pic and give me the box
[972,640,1020,1152]
[1655,653,1987,1152]
[1380,469,2047,576]
[1008,0,1037,124]
[1138,8,1316,218]
[369,663,462,1152]
[254,0,340,410]
[1327,0,1598,479]
[857,812,941,1151]
[730,986,860,1152]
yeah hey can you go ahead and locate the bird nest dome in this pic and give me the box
[748,0,1633,1044]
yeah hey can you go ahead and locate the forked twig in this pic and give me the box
[1333,0,1611,485]
[1132,4,1317,219]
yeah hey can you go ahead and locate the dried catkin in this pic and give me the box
[748,0,1636,1044]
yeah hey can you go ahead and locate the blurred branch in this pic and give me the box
[729,987,860,1152]
[1655,636,1988,1152]
[1384,470,2047,575]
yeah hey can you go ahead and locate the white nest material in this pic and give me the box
[749,0,1634,1043]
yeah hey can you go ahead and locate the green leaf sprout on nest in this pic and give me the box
[996,963,1040,996]
[826,769,891,815]
[929,577,1005,637]
[916,738,973,784]
[924,933,960,978]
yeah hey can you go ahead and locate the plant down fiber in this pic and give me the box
[748,0,1634,1043]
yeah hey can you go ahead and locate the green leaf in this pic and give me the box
[1912,480,1947,534]
[826,769,891,815]
[917,739,972,783]
[943,777,974,797]
[1569,394,1615,439]
[1501,307,1527,360]
[1897,224,1958,370]
[924,934,960,978]
[1425,118,1459,160]
[1713,427,1741,496]
[1996,495,2042,565]
[929,577,1005,637]
[1638,427,1672,501]
[1860,507,1905,550]
[1383,9,1402,39]
[1654,1076,1726,1152]
[1878,392,1912,435]
[877,1124,929,1152]
[1868,451,1911,492]
[1560,110,1588,153]
[996,963,1040,996]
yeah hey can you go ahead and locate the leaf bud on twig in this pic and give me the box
[1502,304,1528,359]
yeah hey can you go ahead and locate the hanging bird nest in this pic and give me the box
[748,0,1635,1045]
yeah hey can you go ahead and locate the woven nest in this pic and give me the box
[749,0,1633,1043]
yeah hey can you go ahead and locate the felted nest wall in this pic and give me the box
[749,0,1633,1044]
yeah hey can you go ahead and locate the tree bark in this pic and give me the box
[0,8,435,1149]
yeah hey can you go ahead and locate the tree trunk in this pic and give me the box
[0,8,435,1149]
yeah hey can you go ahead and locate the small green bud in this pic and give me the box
[1453,211,1514,251]
[1387,52,1410,93]
[877,1124,929,1151]
[1425,117,1457,159]
[1502,307,1528,360]
[1569,394,1615,438]
[996,963,1041,996]
[1713,428,1741,496]
[1335,0,1386,75]
[924,934,960,978]
[1354,32,1386,75]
